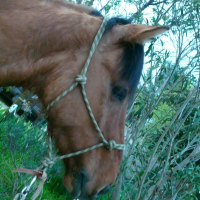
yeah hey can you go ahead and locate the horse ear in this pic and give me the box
[112,24,170,45]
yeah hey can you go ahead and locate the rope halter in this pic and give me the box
[13,17,125,200]
[46,17,124,159]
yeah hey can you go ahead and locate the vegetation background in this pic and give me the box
[0,0,199,199]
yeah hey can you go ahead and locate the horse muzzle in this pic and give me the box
[63,169,111,199]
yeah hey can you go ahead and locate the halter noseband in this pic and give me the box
[46,18,124,159]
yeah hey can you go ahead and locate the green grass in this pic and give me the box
[0,104,71,199]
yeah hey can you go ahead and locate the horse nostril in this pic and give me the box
[96,184,111,197]
[80,169,89,184]
[69,169,89,198]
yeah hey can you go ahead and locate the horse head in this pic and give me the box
[42,17,169,199]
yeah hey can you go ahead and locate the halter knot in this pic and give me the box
[106,140,117,150]
[76,74,87,85]
[41,157,55,169]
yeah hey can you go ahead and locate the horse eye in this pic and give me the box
[112,86,127,101]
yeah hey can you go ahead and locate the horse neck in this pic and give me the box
[0,2,101,106]
[0,47,90,108]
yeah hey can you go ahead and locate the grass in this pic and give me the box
[0,103,71,199]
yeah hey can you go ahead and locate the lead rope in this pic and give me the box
[13,17,124,200]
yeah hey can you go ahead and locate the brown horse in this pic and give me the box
[0,0,169,199]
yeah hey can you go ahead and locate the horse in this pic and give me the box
[0,0,169,199]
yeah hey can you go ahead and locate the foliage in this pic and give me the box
[106,0,200,199]
[1,0,200,199]
[0,105,72,199]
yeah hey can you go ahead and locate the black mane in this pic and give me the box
[105,17,144,96]
[89,12,144,96]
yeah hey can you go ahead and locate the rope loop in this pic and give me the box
[106,140,117,151]
[76,74,87,85]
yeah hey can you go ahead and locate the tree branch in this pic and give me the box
[128,0,167,22]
